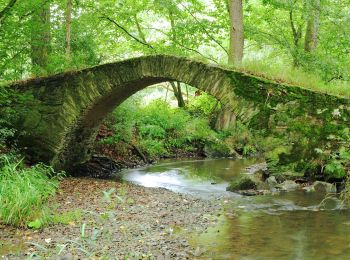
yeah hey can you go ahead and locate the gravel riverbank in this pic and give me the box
[0,177,225,259]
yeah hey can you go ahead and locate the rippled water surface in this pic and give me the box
[122,158,350,259]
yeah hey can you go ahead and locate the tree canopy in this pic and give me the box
[0,0,349,89]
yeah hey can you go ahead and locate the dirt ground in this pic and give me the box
[0,178,225,259]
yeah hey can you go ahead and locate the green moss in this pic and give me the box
[226,175,257,192]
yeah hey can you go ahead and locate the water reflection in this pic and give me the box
[195,209,350,259]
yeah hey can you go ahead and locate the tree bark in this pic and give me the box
[304,0,320,52]
[168,10,176,41]
[31,1,50,75]
[65,0,72,56]
[170,81,185,108]
[227,0,244,66]
[289,9,303,67]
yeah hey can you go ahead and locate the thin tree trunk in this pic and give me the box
[168,10,176,41]
[65,0,72,56]
[186,84,189,104]
[170,81,185,108]
[31,1,50,75]
[304,0,320,52]
[227,0,244,66]
[165,83,169,102]
[289,9,303,67]
[134,14,146,43]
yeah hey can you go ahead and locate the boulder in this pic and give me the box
[226,175,257,192]
[266,176,278,187]
[278,180,301,191]
[313,181,337,194]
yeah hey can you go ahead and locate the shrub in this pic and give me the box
[0,155,62,227]
[100,97,227,158]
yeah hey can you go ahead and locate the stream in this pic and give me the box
[123,158,350,259]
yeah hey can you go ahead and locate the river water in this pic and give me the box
[123,158,350,259]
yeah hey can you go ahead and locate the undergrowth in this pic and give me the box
[99,96,234,159]
[0,155,63,227]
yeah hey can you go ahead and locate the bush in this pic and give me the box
[100,98,227,158]
[0,155,62,227]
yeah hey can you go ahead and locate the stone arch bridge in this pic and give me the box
[7,55,350,173]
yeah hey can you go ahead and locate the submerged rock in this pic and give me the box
[236,189,264,196]
[313,181,337,194]
[302,185,315,192]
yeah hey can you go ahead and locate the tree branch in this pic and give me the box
[0,0,17,21]
[179,2,228,55]
[147,27,219,64]
[101,16,154,49]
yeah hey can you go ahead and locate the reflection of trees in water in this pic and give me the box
[196,203,350,258]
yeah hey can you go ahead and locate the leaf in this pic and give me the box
[27,219,43,229]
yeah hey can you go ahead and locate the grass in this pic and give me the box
[236,59,350,98]
[0,155,63,227]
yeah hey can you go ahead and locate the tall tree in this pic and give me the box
[304,0,320,52]
[31,1,51,75]
[227,0,244,65]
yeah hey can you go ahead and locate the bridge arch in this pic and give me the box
[9,55,350,172]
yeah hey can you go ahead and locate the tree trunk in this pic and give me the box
[168,10,176,41]
[304,0,320,52]
[170,81,185,108]
[31,1,50,75]
[289,9,303,67]
[227,0,244,66]
[65,0,72,56]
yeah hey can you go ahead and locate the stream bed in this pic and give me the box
[123,158,350,259]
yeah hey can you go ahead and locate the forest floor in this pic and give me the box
[0,177,225,259]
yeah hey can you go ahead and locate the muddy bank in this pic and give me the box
[0,178,223,259]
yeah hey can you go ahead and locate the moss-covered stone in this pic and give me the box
[226,175,257,192]
[3,55,350,175]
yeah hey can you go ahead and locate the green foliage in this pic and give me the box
[100,98,226,158]
[0,155,63,227]
[239,58,350,98]
[223,121,257,156]
[324,148,350,180]
[187,92,220,117]
[340,176,350,203]
[0,85,33,151]
[50,209,83,225]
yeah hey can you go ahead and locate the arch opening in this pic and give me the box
[57,78,230,174]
